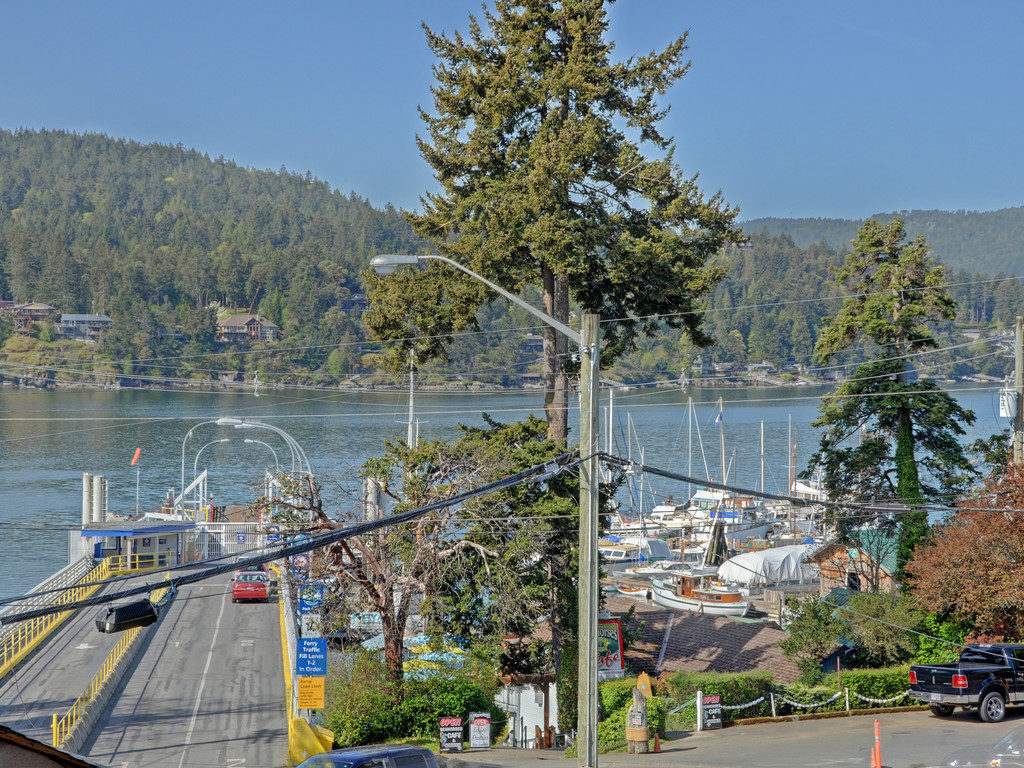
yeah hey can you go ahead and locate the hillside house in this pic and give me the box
[8,302,56,334]
[520,334,544,355]
[57,314,113,342]
[215,314,279,344]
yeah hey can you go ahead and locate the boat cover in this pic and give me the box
[717,544,818,586]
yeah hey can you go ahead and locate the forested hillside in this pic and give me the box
[744,208,1024,276]
[0,128,424,374]
[0,129,1018,389]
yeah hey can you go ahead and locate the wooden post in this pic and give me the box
[625,687,650,754]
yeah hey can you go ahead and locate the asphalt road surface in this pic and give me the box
[83,572,287,768]
[444,709,1024,768]
[0,584,122,743]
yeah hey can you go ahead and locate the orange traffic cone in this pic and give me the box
[874,719,882,768]
[653,734,661,753]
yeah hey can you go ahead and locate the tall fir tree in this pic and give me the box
[365,0,740,441]
[807,218,976,576]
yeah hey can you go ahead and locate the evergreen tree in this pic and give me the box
[807,218,976,575]
[366,0,740,441]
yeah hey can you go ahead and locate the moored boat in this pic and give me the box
[650,566,751,616]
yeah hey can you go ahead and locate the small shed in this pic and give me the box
[810,529,899,594]
[80,519,194,564]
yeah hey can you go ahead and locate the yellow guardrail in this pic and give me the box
[0,553,172,685]
[51,578,174,749]
[52,624,140,747]
[0,558,112,683]
[106,552,172,573]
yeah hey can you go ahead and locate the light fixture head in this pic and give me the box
[371,254,421,275]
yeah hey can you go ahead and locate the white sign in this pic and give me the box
[469,712,491,749]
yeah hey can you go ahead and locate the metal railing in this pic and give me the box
[0,558,111,682]
[106,552,172,572]
[52,625,140,747]
[51,581,174,749]
[0,553,170,683]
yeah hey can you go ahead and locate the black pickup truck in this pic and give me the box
[911,643,1024,722]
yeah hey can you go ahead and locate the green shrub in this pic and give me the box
[668,671,774,722]
[598,676,639,716]
[400,675,501,738]
[323,652,406,747]
[836,666,911,702]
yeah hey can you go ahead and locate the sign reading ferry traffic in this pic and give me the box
[296,637,327,675]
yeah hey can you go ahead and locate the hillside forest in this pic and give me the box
[0,129,1020,389]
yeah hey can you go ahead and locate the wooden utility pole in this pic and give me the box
[1015,315,1023,464]
[577,312,601,768]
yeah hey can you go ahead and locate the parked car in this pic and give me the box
[941,725,1024,766]
[232,572,269,603]
[910,643,1024,722]
[294,745,439,768]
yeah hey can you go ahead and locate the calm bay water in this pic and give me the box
[0,383,1008,600]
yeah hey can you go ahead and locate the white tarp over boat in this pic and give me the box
[717,544,818,586]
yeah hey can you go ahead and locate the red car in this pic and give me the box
[232,572,269,603]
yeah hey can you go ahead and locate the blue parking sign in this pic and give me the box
[296,637,328,675]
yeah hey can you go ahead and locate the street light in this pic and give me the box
[229,421,312,477]
[193,438,230,477]
[180,418,243,506]
[372,254,601,768]
[244,438,281,472]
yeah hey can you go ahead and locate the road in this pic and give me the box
[444,709,1024,768]
[82,572,287,768]
[0,584,122,744]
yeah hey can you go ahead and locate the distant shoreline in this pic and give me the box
[0,372,992,395]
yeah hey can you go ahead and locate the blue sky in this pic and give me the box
[1,1,1021,220]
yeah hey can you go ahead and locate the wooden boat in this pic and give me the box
[650,566,751,617]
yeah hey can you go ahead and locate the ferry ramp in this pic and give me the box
[0,579,124,744]
[81,571,287,768]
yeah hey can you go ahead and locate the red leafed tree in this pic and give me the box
[906,462,1024,641]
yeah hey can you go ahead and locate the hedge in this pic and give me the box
[668,670,775,723]
[664,667,913,722]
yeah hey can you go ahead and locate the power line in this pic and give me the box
[0,451,579,624]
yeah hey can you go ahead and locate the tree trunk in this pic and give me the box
[895,404,927,579]
[541,263,570,443]
[381,593,404,683]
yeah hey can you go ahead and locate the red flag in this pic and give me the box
[131,447,141,467]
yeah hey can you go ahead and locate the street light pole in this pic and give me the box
[244,438,281,472]
[193,438,230,477]
[371,255,601,768]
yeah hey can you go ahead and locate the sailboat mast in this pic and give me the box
[687,397,693,500]
[719,396,726,484]
[607,387,615,455]
[407,350,416,448]
[760,420,765,493]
